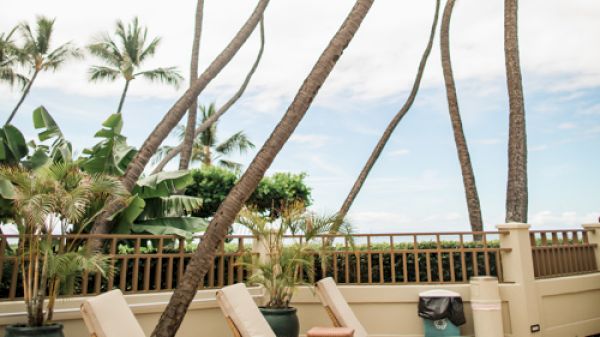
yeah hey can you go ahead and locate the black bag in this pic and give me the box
[418,295,466,326]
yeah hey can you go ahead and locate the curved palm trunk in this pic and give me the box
[202,145,211,166]
[333,0,441,231]
[504,0,528,223]
[440,0,483,232]
[90,0,271,236]
[150,1,373,336]
[6,69,39,125]
[116,79,131,114]
[179,0,205,170]
[153,19,265,174]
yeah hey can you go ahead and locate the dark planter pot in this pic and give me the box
[259,307,300,337]
[5,323,64,337]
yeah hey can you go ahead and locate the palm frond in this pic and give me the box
[134,67,183,88]
[215,131,255,155]
[43,42,81,72]
[88,65,120,82]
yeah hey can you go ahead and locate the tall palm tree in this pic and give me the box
[150,1,374,336]
[0,27,28,89]
[156,103,255,171]
[332,0,441,233]
[87,17,183,114]
[440,0,483,232]
[90,0,271,237]
[179,0,205,170]
[504,0,528,223]
[152,18,266,174]
[6,16,80,125]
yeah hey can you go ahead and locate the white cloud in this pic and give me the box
[558,122,577,129]
[389,148,410,157]
[530,211,600,229]
[530,144,548,152]
[289,134,330,148]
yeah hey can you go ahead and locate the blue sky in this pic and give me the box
[1,0,599,232]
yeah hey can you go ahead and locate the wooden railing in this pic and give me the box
[530,230,598,278]
[0,234,253,301]
[294,231,509,284]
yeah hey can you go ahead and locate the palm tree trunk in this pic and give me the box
[116,79,131,114]
[333,0,441,232]
[90,0,271,237]
[153,19,265,174]
[440,0,483,232]
[150,1,373,336]
[504,0,528,223]
[202,145,211,166]
[6,69,39,125]
[179,0,205,170]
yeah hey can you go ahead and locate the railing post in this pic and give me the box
[582,222,600,270]
[470,276,504,337]
[496,223,541,336]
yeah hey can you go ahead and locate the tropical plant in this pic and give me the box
[0,163,126,326]
[332,0,440,233]
[440,0,483,232]
[179,0,205,170]
[0,26,28,89]
[90,0,270,237]
[237,203,345,308]
[504,0,528,223]
[6,16,81,125]
[156,103,255,172]
[112,170,206,239]
[153,17,265,174]
[151,1,372,335]
[87,17,183,114]
[80,113,137,176]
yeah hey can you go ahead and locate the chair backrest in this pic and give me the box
[315,277,368,337]
[216,283,277,337]
[80,289,146,337]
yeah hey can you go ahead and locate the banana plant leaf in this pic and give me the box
[0,125,28,165]
[32,106,72,163]
[80,113,137,176]
[133,170,194,199]
[137,195,202,220]
[130,217,208,239]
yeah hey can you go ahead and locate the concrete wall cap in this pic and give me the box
[470,276,498,283]
[582,223,600,229]
[496,223,531,230]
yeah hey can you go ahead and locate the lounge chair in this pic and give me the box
[80,289,146,337]
[216,283,277,337]
[315,277,368,337]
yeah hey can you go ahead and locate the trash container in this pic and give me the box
[418,289,465,337]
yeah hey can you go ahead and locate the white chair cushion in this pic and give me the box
[80,289,146,337]
[316,278,368,337]
[216,283,276,337]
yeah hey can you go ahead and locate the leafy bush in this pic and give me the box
[185,167,312,217]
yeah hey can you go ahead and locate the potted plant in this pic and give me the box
[0,163,127,337]
[237,202,349,337]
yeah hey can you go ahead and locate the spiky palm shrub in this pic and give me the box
[237,202,348,308]
[0,163,126,326]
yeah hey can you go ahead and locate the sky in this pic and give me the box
[0,0,599,233]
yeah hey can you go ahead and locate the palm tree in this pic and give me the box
[87,17,183,114]
[152,18,265,174]
[6,16,80,125]
[90,0,271,237]
[440,0,483,232]
[179,0,205,170]
[504,0,528,223]
[0,27,28,89]
[151,1,373,336]
[332,0,441,233]
[156,103,255,172]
